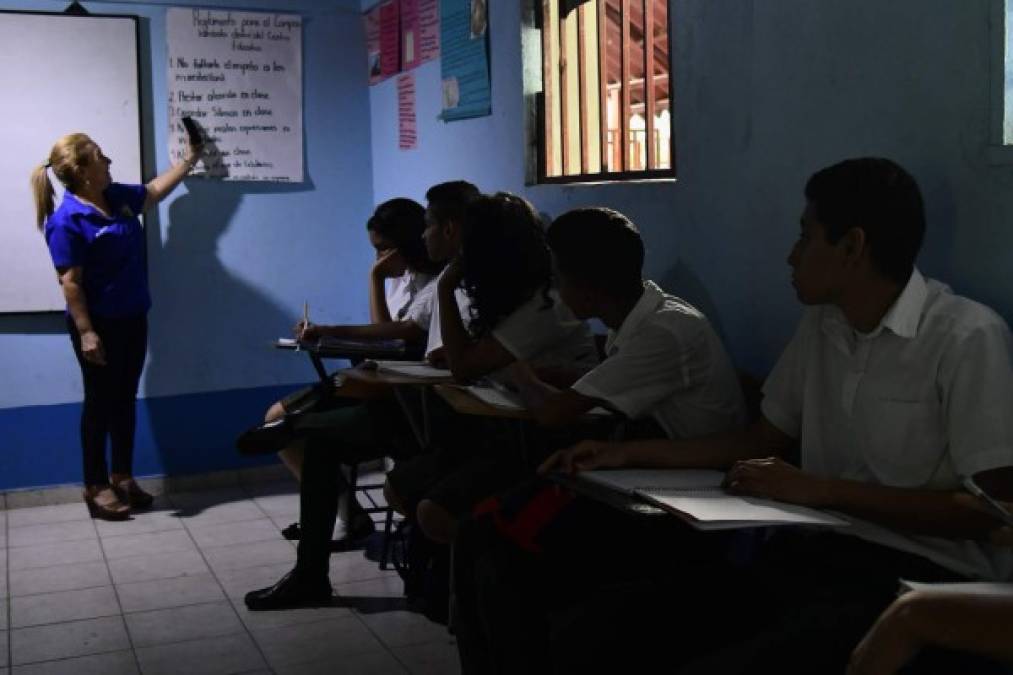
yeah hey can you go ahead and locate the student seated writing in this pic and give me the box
[237,197,441,542]
[243,181,481,611]
[384,193,601,546]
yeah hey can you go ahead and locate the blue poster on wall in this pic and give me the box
[439,0,491,121]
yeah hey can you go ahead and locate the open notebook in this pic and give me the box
[581,469,849,530]
[371,360,453,380]
[275,337,412,358]
[464,384,613,416]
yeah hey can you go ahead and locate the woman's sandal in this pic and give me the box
[84,486,131,521]
[112,478,155,510]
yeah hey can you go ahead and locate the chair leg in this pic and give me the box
[380,506,395,570]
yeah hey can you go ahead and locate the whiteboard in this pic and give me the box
[0,11,142,313]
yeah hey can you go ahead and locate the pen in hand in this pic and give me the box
[963,476,1013,527]
[301,302,310,341]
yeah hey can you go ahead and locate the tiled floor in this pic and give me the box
[0,479,460,674]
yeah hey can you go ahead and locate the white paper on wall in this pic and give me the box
[166,8,303,182]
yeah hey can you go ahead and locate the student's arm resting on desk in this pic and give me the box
[58,266,105,365]
[437,260,515,382]
[538,415,794,474]
[848,590,1013,675]
[508,360,605,427]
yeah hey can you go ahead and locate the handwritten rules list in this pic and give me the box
[166,8,303,182]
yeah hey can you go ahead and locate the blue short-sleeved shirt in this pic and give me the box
[44,182,151,318]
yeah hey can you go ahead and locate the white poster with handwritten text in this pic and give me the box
[167,8,303,182]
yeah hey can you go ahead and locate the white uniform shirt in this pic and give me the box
[572,281,746,439]
[425,283,472,357]
[762,269,1013,580]
[386,270,436,329]
[491,289,599,372]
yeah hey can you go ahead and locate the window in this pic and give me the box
[535,0,673,182]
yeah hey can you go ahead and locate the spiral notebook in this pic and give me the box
[581,469,849,530]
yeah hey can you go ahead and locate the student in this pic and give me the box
[383,193,601,546]
[237,197,440,540]
[33,132,202,520]
[848,506,1013,675]
[244,181,481,611]
[471,158,1013,673]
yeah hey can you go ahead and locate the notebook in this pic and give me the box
[465,384,613,416]
[580,469,849,531]
[372,360,453,380]
[275,337,412,358]
[899,580,1013,597]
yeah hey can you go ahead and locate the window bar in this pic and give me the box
[542,0,556,177]
[577,3,589,175]
[558,4,571,175]
[620,0,631,172]
[597,0,609,173]
[644,0,656,170]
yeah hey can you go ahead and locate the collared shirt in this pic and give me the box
[425,270,472,358]
[572,280,746,439]
[491,288,599,373]
[44,183,150,318]
[763,268,1013,580]
[385,269,436,329]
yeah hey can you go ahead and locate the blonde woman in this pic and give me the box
[31,133,201,520]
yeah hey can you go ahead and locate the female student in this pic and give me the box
[238,197,442,541]
[32,132,202,520]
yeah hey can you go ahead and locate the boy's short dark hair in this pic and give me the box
[366,198,433,272]
[804,157,925,284]
[425,180,480,227]
[547,207,644,292]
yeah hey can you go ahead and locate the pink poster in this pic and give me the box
[379,1,401,80]
[364,5,382,85]
[401,0,440,70]
[398,73,417,150]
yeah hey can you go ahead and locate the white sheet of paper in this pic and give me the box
[373,360,452,379]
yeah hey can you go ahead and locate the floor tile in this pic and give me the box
[391,639,462,675]
[249,492,299,518]
[273,649,408,674]
[7,504,90,529]
[11,586,120,628]
[135,633,267,675]
[125,600,244,648]
[101,529,196,561]
[107,549,209,586]
[9,649,138,675]
[251,615,385,669]
[9,539,104,571]
[230,598,352,632]
[11,616,130,665]
[0,630,6,668]
[0,600,7,629]
[328,549,396,586]
[202,540,295,574]
[167,487,248,509]
[116,574,225,613]
[187,518,280,549]
[94,506,184,539]
[9,561,110,597]
[214,562,294,600]
[335,573,405,600]
[7,521,97,549]
[356,608,450,649]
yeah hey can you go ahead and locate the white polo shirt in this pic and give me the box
[762,268,1013,580]
[386,270,436,329]
[425,283,472,357]
[492,289,599,372]
[571,281,746,439]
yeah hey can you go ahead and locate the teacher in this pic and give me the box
[30,132,202,520]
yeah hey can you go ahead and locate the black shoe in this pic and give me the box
[244,569,332,611]
[328,514,377,552]
[236,417,295,456]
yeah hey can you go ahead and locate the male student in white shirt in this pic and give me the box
[476,158,1013,673]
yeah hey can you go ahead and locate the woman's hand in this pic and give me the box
[80,330,107,366]
[372,249,407,279]
[183,139,205,169]
[538,440,628,475]
[722,457,828,507]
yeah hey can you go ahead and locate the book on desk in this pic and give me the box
[577,468,850,530]
[275,337,421,360]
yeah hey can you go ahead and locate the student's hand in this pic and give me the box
[439,257,464,290]
[80,329,107,366]
[722,456,827,506]
[427,347,448,368]
[847,593,922,675]
[538,440,627,475]
[372,249,407,279]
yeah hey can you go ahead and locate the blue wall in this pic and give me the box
[0,0,373,490]
[367,0,1013,379]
